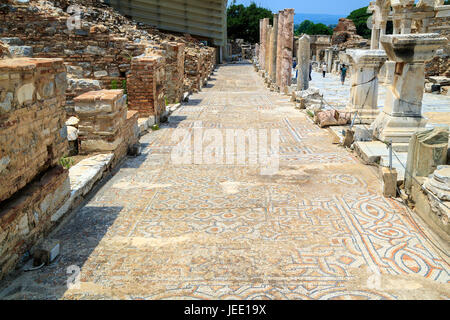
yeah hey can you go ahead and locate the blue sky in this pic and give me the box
[229,0,371,15]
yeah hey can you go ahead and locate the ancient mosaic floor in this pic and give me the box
[0,63,449,300]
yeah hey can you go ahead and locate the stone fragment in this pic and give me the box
[8,45,33,57]
[405,128,449,192]
[381,167,398,198]
[66,116,79,127]
[424,166,450,201]
[66,126,78,142]
[343,129,355,148]
[315,110,351,128]
[32,240,60,266]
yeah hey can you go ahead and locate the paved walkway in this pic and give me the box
[1,63,449,300]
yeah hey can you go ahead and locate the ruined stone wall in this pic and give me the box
[0,1,217,109]
[127,56,166,118]
[161,42,185,104]
[0,57,70,279]
[425,12,450,77]
[184,48,202,93]
[73,89,128,154]
[0,58,68,203]
[332,18,369,49]
[0,2,147,109]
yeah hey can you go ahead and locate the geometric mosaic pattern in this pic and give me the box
[0,63,448,300]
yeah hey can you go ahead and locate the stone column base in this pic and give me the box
[372,112,428,145]
[344,107,380,125]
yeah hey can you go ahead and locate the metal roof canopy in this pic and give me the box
[108,0,228,47]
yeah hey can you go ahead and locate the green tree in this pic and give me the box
[295,20,333,36]
[347,6,372,39]
[294,20,314,35]
[227,1,273,43]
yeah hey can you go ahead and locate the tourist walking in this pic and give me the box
[340,64,348,85]
[293,58,298,80]
[322,63,327,78]
[309,62,313,81]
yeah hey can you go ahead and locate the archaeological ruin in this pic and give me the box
[0,0,449,301]
[0,0,218,280]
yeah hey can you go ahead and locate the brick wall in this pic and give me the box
[127,55,166,118]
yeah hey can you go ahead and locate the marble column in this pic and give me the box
[269,14,278,84]
[345,49,387,124]
[326,48,333,73]
[260,18,269,71]
[276,10,285,90]
[297,34,311,91]
[265,22,271,74]
[259,19,263,68]
[372,34,447,147]
[280,9,294,93]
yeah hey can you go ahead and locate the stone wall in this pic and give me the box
[184,47,202,93]
[0,58,68,203]
[0,57,70,280]
[0,1,148,109]
[425,8,450,77]
[161,42,185,104]
[0,0,217,109]
[127,55,166,119]
[0,166,70,280]
[74,89,127,154]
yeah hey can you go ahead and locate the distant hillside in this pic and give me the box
[294,13,342,27]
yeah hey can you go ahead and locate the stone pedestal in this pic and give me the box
[297,34,311,91]
[373,34,447,144]
[381,167,398,198]
[345,49,387,124]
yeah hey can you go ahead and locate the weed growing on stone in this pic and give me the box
[59,156,74,170]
